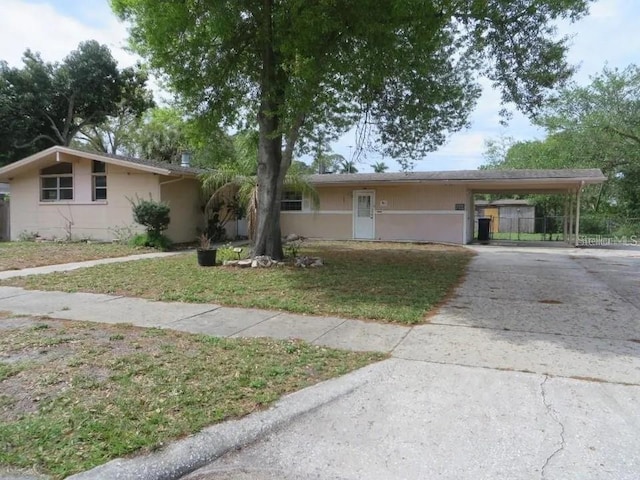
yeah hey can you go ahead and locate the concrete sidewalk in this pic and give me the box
[0,251,185,280]
[0,287,410,353]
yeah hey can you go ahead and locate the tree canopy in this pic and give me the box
[113,0,593,258]
[0,40,154,165]
[484,65,640,217]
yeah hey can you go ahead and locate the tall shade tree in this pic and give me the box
[0,40,152,165]
[112,0,593,259]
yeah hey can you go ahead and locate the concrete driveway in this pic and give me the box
[184,246,640,480]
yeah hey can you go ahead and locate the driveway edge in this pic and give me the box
[65,361,383,480]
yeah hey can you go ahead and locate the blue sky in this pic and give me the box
[1,0,639,171]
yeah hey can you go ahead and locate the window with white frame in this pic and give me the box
[92,160,107,201]
[40,163,73,201]
[281,190,303,211]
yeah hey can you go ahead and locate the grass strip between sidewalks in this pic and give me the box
[0,315,384,479]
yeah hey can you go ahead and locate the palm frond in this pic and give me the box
[283,173,320,210]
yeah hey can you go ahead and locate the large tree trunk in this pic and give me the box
[253,0,285,260]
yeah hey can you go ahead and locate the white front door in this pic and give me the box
[353,191,375,239]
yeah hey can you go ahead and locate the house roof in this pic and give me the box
[475,199,533,207]
[307,169,606,186]
[0,146,206,182]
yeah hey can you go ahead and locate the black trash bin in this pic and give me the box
[477,217,492,242]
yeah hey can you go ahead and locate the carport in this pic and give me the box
[467,169,606,246]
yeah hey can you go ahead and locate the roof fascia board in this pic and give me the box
[311,176,604,187]
[0,146,191,179]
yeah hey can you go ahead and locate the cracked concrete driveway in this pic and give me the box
[184,246,640,480]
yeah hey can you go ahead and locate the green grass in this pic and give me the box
[3,242,473,324]
[0,242,154,271]
[487,232,565,241]
[0,318,384,479]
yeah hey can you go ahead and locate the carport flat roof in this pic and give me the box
[308,168,605,190]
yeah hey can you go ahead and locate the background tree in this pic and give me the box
[484,65,640,218]
[310,147,344,174]
[78,66,155,154]
[114,0,593,259]
[371,161,389,173]
[0,40,151,165]
[339,160,359,174]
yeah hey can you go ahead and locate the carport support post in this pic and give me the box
[568,191,574,245]
[563,193,569,243]
[575,182,583,247]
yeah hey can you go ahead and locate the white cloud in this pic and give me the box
[0,0,136,68]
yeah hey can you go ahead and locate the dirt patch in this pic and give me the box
[538,299,563,305]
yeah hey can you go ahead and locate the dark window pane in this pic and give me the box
[59,177,73,188]
[281,201,302,211]
[41,189,57,201]
[92,160,106,173]
[94,188,107,200]
[282,190,302,201]
[42,177,57,188]
[41,162,72,175]
[59,189,73,200]
[94,175,107,187]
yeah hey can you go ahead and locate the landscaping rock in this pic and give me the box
[226,256,287,268]
[284,233,302,242]
[294,256,323,268]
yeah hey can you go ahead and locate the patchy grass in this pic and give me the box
[3,242,472,324]
[0,242,154,271]
[0,316,383,479]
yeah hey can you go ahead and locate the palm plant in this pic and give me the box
[200,131,319,245]
[371,161,389,173]
[339,160,359,174]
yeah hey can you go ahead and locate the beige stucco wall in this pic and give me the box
[160,177,203,243]
[9,154,163,241]
[281,184,469,244]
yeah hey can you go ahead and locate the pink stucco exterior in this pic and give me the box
[281,184,469,244]
[3,149,202,243]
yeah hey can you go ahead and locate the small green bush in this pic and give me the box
[130,198,171,250]
[129,233,172,251]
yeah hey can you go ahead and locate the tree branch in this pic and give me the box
[42,112,65,144]
[282,113,305,168]
[604,125,640,145]
[15,134,59,149]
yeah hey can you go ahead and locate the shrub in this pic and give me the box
[129,232,172,251]
[130,197,171,248]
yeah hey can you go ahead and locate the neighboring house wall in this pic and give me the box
[281,184,467,244]
[160,177,203,243]
[0,198,9,241]
[9,156,161,241]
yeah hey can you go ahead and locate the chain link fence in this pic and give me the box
[479,215,640,243]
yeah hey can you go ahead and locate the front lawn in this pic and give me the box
[3,241,472,324]
[0,315,383,479]
[0,242,154,271]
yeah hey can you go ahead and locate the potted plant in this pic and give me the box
[196,233,217,266]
